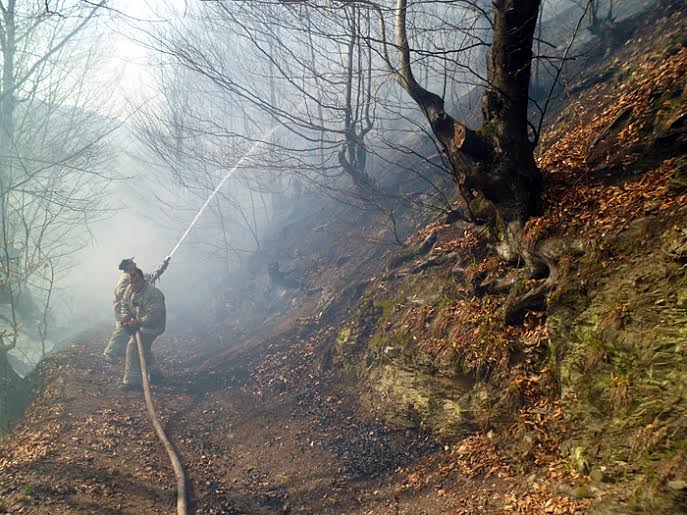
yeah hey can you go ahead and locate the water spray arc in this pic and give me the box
[166,127,279,260]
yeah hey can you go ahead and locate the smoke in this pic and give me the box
[58,124,259,338]
[8,0,663,376]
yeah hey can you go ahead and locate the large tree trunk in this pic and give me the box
[394,0,542,259]
[481,0,543,258]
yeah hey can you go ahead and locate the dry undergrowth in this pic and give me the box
[528,33,687,244]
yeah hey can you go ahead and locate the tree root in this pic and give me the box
[502,237,580,325]
[504,278,553,325]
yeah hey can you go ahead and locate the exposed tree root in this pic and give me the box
[502,237,580,325]
[504,279,552,325]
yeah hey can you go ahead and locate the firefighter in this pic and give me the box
[103,257,169,363]
[118,267,166,391]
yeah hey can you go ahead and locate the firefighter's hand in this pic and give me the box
[161,256,171,271]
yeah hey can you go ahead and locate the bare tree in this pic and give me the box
[0,0,110,430]
[381,0,542,261]
[136,0,468,261]
[588,0,616,50]
[142,0,606,265]
[337,5,376,194]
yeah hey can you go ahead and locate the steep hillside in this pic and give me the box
[200,2,687,511]
[1,2,686,514]
[315,4,687,512]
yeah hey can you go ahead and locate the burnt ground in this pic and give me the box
[0,320,589,514]
[2,2,686,514]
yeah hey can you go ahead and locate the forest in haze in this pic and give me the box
[1,0,686,513]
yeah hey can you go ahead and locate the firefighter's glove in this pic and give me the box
[121,317,141,335]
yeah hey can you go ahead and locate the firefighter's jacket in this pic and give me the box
[111,265,165,319]
[120,281,166,337]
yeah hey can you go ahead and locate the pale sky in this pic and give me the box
[101,0,187,118]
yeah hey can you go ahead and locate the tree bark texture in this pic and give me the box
[483,0,542,222]
[394,0,543,247]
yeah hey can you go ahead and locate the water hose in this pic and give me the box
[135,331,189,515]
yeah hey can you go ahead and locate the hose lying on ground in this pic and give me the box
[135,330,189,515]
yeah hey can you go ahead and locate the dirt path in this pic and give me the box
[0,328,438,514]
[0,322,591,514]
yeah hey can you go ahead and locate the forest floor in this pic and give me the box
[1,1,686,514]
[0,325,589,514]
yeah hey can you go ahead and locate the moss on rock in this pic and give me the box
[548,218,687,510]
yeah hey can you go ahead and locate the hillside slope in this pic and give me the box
[1,2,686,514]
[317,4,687,512]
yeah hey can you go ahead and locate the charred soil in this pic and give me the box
[2,2,687,514]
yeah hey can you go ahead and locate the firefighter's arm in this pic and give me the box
[148,257,171,285]
[112,280,128,317]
